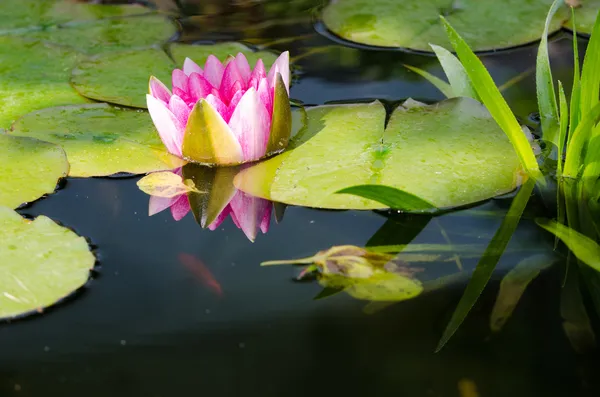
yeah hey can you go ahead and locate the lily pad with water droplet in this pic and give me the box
[0,35,89,129]
[71,43,280,108]
[321,0,567,52]
[234,97,523,211]
[0,206,95,320]
[0,134,69,209]
[10,103,184,177]
[0,0,148,34]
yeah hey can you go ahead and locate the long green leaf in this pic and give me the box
[430,44,479,100]
[569,7,581,137]
[336,184,437,212]
[436,178,535,352]
[556,81,569,238]
[404,64,454,98]
[579,8,600,123]
[563,102,600,178]
[535,0,562,147]
[440,17,541,179]
[536,218,600,272]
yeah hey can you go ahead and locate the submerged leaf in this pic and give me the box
[137,171,201,198]
[0,207,95,320]
[0,135,69,209]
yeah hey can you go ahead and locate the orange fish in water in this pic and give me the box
[178,253,223,297]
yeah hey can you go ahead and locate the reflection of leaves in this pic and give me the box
[490,253,557,332]
[263,245,423,302]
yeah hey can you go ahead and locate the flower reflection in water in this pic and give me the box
[140,163,274,242]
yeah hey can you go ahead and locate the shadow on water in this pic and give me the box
[2,0,600,396]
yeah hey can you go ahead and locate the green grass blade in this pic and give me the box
[535,0,562,147]
[404,64,454,98]
[563,102,600,178]
[579,8,600,123]
[430,44,479,100]
[436,178,535,352]
[336,185,437,212]
[440,17,541,179]
[558,81,569,175]
[537,218,600,272]
[569,7,581,137]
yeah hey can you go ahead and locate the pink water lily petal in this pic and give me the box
[228,88,270,161]
[248,59,266,90]
[228,90,244,116]
[235,53,251,86]
[146,94,184,156]
[229,191,271,242]
[205,93,229,122]
[220,61,244,104]
[171,195,191,221]
[183,57,203,76]
[173,87,192,107]
[267,51,290,93]
[260,201,272,234]
[172,69,189,93]
[208,205,232,230]
[149,76,172,103]
[168,95,191,136]
[257,78,273,119]
[188,72,213,103]
[149,195,177,216]
[204,55,225,89]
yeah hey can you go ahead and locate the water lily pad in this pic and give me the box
[10,104,184,177]
[321,0,567,52]
[565,0,600,35]
[71,43,280,108]
[22,14,178,55]
[0,35,88,129]
[0,207,95,320]
[235,98,522,211]
[0,0,147,33]
[0,134,69,209]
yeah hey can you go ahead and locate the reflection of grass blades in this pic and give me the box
[435,178,535,351]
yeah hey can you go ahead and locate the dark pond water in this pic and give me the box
[1,1,599,396]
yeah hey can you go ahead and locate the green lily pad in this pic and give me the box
[0,0,148,33]
[71,43,280,108]
[565,0,600,35]
[10,103,185,177]
[0,134,69,209]
[0,206,95,320]
[234,98,523,211]
[321,0,567,52]
[0,35,89,129]
[22,14,178,55]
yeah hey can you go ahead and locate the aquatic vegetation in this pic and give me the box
[235,98,524,210]
[263,245,424,302]
[10,103,184,177]
[321,0,598,52]
[0,206,95,320]
[71,43,280,108]
[146,51,292,165]
[137,164,274,242]
[0,134,69,209]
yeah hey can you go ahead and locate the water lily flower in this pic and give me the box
[141,166,273,242]
[146,51,292,165]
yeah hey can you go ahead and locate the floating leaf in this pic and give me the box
[0,134,69,209]
[10,104,184,177]
[0,0,148,33]
[564,0,600,35]
[72,43,279,108]
[0,207,95,320]
[21,14,178,55]
[137,171,201,198]
[0,35,89,129]
[321,0,567,52]
[235,98,522,211]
